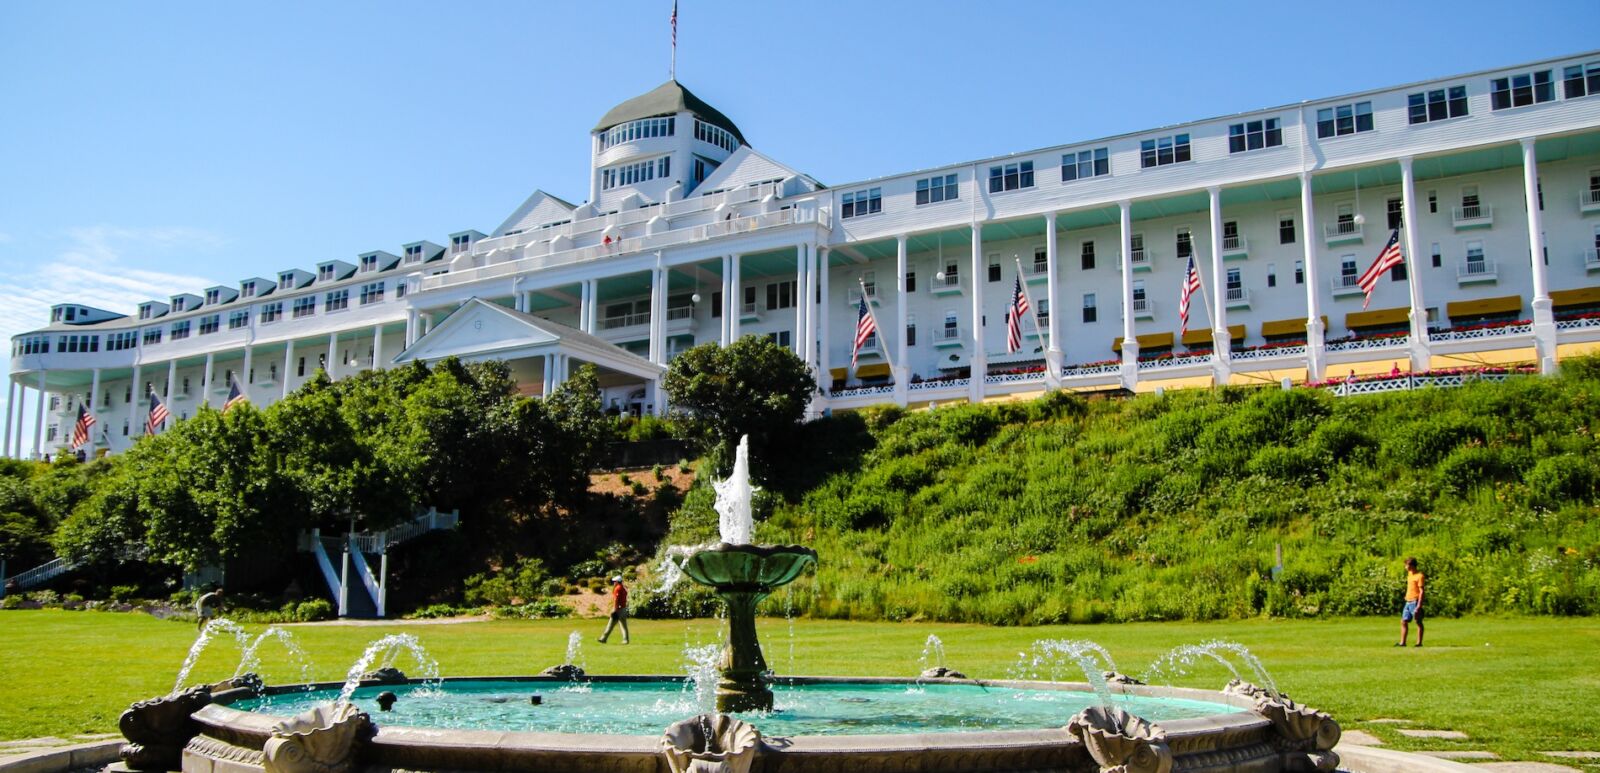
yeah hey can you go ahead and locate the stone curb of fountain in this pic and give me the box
[0,740,121,773]
[1337,744,1481,773]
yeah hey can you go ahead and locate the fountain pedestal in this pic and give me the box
[682,543,816,713]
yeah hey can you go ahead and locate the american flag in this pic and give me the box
[146,391,169,435]
[671,0,677,49]
[1357,230,1405,310]
[223,377,247,412]
[1178,255,1203,334]
[1006,276,1030,353]
[70,405,95,450]
[851,295,877,367]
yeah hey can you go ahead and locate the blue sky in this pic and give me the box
[0,0,1595,453]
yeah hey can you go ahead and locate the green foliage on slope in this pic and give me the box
[662,358,1600,624]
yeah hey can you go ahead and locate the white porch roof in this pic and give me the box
[391,298,665,381]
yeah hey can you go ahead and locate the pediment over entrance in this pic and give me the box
[392,298,665,382]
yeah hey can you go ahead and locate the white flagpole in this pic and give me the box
[1190,254,1217,339]
[857,278,897,382]
[1012,258,1049,355]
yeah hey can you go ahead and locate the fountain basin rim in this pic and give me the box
[692,542,819,558]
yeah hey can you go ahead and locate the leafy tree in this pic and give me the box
[663,336,816,477]
[541,364,613,505]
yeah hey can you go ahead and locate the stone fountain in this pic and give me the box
[678,436,816,712]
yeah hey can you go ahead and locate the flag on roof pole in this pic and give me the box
[223,377,247,413]
[1178,255,1203,334]
[851,295,877,367]
[1005,276,1029,353]
[70,405,95,450]
[670,0,678,80]
[1357,229,1406,310]
[146,391,170,435]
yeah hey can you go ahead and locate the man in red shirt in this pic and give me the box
[598,575,630,644]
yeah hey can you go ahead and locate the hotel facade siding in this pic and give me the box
[10,52,1600,457]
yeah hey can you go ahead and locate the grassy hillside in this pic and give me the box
[650,358,1600,624]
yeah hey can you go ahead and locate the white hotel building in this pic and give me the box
[9,52,1600,458]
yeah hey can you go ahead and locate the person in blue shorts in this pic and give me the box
[1396,557,1424,647]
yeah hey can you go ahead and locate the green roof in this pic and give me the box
[594,80,746,145]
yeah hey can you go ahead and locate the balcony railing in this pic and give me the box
[665,306,694,321]
[930,273,963,294]
[1584,248,1600,271]
[601,312,650,330]
[1221,235,1248,257]
[1131,298,1153,317]
[1457,258,1497,283]
[1452,204,1493,229]
[1331,274,1364,296]
[1323,221,1363,244]
[740,301,759,316]
[1580,189,1600,214]
[1129,248,1150,266]
[1225,286,1250,308]
[935,326,963,345]
[1428,323,1532,343]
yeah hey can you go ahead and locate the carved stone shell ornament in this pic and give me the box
[262,702,374,773]
[118,685,214,771]
[661,713,762,773]
[540,664,587,680]
[1252,695,1342,773]
[1065,705,1173,773]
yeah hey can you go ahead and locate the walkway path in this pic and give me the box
[1337,717,1596,772]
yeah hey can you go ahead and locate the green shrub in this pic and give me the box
[1526,454,1600,505]
[109,584,141,603]
[465,557,551,607]
[294,598,334,622]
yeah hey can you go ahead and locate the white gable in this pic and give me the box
[694,147,816,195]
[493,190,578,237]
[397,301,558,363]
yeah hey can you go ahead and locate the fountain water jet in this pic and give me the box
[677,436,816,712]
[337,633,440,704]
[234,627,314,688]
[1145,640,1281,703]
[173,619,252,694]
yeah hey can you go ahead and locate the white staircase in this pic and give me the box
[296,507,459,618]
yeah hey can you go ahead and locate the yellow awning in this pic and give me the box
[1551,286,1600,308]
[855,363,892,379]
[1261,316,1327,338]
[1181,325,1245,347]
[1112,332,1174,352]
[1346,307,1409,329]
[829,367,847,381]
[1446,295,1522,319]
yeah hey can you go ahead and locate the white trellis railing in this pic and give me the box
[1556,317,1600,331]
[1138,354,1213,371]
[985,371,1046,385]
[1232,345,1307,361]
[1325,335,1408,353]
[1062,364,1121,377]
[1428,324,1532,343]
[909,378,969,392]
[1326,372,1515,397]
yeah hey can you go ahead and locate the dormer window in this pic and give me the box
[318,265,336,281]
[451,235,471,253]
[360,255,378,272]
[241,281,256,298]
[205,290,220,305]
[139,305,152,320]
[404,245,423,263]
[171,297,187,312]
[280,272,296,287]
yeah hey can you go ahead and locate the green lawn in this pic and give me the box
[1,611,1596,763]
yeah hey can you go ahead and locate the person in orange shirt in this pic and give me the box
[1396,557,1425,647]
[598,575,630,644]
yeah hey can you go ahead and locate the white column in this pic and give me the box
[719,256,731,346]
[1207,186,1231,384]
[818,248,831,393]
[577,281,590,334]
[34,372,46,459]
[4,379,16,458]
[327,332,339,379]
[1044,212,1063,388]
[128,364,142,437]
[201,353,215,408]
[542,354,554,396]
[372,325,384,370]
[15,383,29,456]
[164,361,176,427]
[1521,137,1557,374]
[894,234,909,407]
[802,245,818,370]
[1300,172,1326,380]
[969,223,986,403]
[406,309,419,346]
[586,280,599,334]
[1398,157,1430,372]
[88,369,102,446]
[1118,200,1139,390]
[242,346,254,393]
[728,254,742,342]
[795,244,809,359]
[649,265,666,365]
[282,340,296,399]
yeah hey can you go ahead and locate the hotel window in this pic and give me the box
[198,315,220,335]
[601,116,675,149]
[181,377,191,396]
[1490,70,1553,109]
[1082,293,1097,323]
[143,329,161,346]
[906,314,917,347]
[139,305,153,320]
[1036,299,1049,324]
[1294,260,1304,285]
[360,282,385,305]
[240,281,256,298]
[1140,134,1191,168]
[711,291,722,318]
[1432,242,1442,268]
[742,285,757,312]
[915,174,958,205]
[840,187,882,218]
[318,265,336,281]
[1390,255,1407,282]
[404,245,423,263]
[205,289,221,305]
[297,357,306,377]
[228,310,249,330]
[1130,234,1146,262]
[325,289,350,312]
[1340,256,1358,283]
[1061,147,1109,181]
[1428,191,1437,213]
[1175,228,1193,259]
[693,119,738,153]
[1081,241,1096,270]
[1266,263,1277,288]
[1316,101,1373,138]
[988,260,1001,283]
[988,161,1034,192]
[1227,118,1282,153]
[280,272,298,287]
[1033,246,1048,274]
[1564,62,1600,99]
[396,284,407,298]
[767,281,796,310]
[451,234,471,253]
[261,302,283,323]
[1408,85,1468,123]
[107,331,137,351]
[1279,215,1296,245]
[905,271,916,293]
[1387,198,1404,230]
[600,156,669,190]
[1225,268,1242,295]
[269,363,278,382]
[360,254,378,272]
[292,297,316,318]
[171,320,191,340]
[1131,282,1147,310]
[765,330,791,348]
